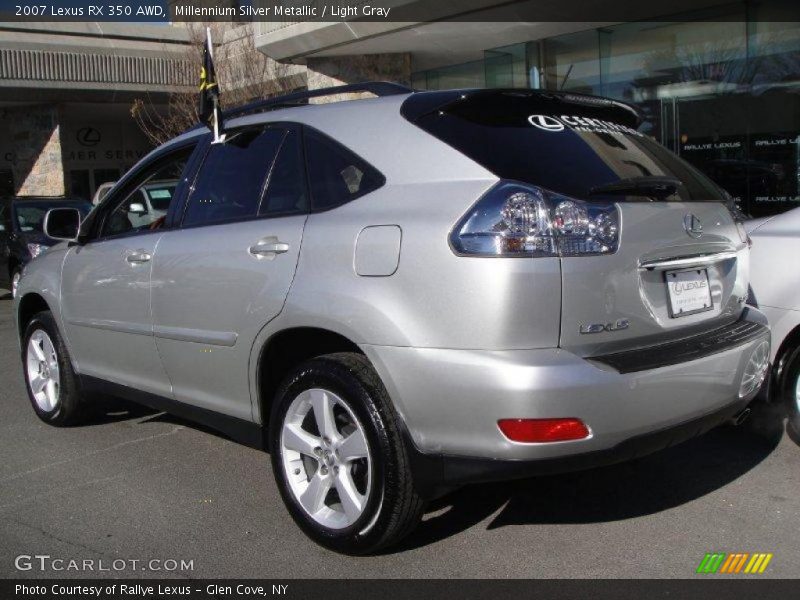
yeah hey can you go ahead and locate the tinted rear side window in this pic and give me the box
[183,127,284,227]
[260,128,308,217]
[305,129,384,211]
[407,91,725,202]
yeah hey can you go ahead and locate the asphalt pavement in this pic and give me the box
[0,290,798,578]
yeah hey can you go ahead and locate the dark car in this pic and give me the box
[0,196,92,297]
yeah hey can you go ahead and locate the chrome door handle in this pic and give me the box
[249,240,290,257]
[126,251,152,264]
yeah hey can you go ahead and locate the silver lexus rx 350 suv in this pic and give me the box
[14,83,771,554]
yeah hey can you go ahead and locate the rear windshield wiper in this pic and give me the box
[589,176,682,199]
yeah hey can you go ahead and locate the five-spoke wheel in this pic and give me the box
[280,388,372,529]
[270,352,425,555]
[22,310,84,426]
[26,329,61,412]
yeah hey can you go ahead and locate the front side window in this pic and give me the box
[183,127,285,227]
[142,182,177,212]
[304,129,384,211]
[101,148,193,238]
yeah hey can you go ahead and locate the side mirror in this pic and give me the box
[44,207,81,241]
[128,202,147,215]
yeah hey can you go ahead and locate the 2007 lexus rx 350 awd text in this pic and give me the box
[13,84,771,554]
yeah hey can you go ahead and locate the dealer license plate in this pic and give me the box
[666,268,713,318]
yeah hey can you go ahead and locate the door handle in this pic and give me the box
[249,239,290,257]
[126,251,152,264]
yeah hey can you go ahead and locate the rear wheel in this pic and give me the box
[269,352,424,554]
[22,311,84,426]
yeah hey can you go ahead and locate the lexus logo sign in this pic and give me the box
[76,127,101,147]
[527,115,565,132]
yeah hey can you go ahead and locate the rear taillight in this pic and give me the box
[451,181,619,257]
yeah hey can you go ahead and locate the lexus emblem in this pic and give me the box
[527,114,565,132]
[77,127,101,147]
[683,214,703,238]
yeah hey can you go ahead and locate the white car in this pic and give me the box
[92,181,116,206]
[93,180,177,229]
[747,207,800,437]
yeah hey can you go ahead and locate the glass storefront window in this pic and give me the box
[744,18,800,215]
[484,43,528,87]
[411,4,799,217]
[542,29,601,95]
[411,59,486,90]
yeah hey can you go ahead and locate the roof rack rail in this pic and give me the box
[223,81,413,120]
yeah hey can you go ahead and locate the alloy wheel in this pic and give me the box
[26,329,60,412]
[280,388,372,530]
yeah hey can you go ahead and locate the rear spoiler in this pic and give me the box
[400,88,643,128]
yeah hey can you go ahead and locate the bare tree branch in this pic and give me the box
[131,23,303,146]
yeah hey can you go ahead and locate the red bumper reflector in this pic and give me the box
[497,418,590,443]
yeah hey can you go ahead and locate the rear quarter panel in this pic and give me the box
[277,179,563,350]
[251,99,564,351]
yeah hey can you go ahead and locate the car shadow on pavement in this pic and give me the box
[83,388,794,554]
[82,396,159,425]
[135,411,243,444]
[390,406,786,554]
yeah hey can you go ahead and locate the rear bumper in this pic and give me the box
[410,398,749,493]
[362,308,769,487]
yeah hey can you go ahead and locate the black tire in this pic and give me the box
[780,345,800,440]
[269,352,425,555]
[21,310,85,426]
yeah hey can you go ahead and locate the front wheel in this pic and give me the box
[269,353,424,555]
[22,311,85,426]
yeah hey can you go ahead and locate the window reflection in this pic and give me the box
[410,4,799,217]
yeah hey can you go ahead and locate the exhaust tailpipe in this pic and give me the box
[730,407,752,426]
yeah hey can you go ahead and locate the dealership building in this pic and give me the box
[0,0,798,217]
[256,0,799,217]
[0,21,196,199]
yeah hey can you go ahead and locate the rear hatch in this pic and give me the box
[403,89,749,357]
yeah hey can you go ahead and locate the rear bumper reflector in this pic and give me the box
[498,418,590,443]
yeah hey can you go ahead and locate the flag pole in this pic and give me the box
[206,26,224,144]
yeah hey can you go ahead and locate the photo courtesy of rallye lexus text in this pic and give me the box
[14,79,772,554]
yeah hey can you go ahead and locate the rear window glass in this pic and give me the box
[305,129,384,211]
[408,92,725,202]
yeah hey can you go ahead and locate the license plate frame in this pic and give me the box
[665,268,713,318]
